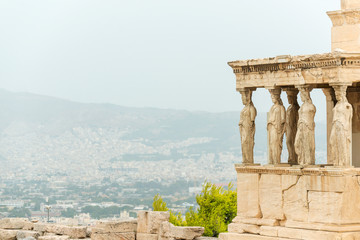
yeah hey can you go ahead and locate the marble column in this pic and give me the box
[322,88,337,165]
[347,88,360,167]
[239,88,257,164]
[294,86,316,165]
[329,84,353,167]
[267,88,286,165]
[285,88,299,165]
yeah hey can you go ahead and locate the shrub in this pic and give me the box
[153,181,237,237]
[153,194,186,226]
[153,194,168,211]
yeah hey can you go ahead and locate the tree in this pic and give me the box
[62,208,77,218]
[153,194,168,211]
[152,181,237,237]
[190,182,237,237]
[8,208,31,218]
[81,205,123,219]
[153,194,186,226]
[0,207,8,213]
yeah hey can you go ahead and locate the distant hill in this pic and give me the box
[0,89,326,170]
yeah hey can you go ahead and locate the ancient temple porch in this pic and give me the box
[219,0,360,239]
[229,52,360,167]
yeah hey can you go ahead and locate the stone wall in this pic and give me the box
[0,211,213,240]
[0,218,90,240]
[220,165,360,240]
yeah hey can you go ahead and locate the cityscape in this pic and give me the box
[0,90,328,225]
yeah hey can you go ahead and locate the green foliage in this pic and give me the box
[8,208,31,218]
[169,211,186,226]
[184,206,199,226]
[81,206,122,219]
[0,207,8,212]
[153,194,168,211]
[191,182,237,237]
[152,182,237,237]
[153,194,186,226]
[61,208,77,218]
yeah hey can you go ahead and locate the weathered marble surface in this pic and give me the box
[267,89,285,165]
[285,89,299,165]
[239,89,257,164]
[330,85,353,167]
[294,87,316,165]
[223,166,360,240]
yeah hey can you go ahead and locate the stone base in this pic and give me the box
[219,226,360,240]
[219,232,289,240]
[227,166,360,240]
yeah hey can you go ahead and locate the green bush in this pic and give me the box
[8,208,31,218]
[152,194,168,211]
[153,181,237,237]
[61,208,77,218]
[153,194,186,226]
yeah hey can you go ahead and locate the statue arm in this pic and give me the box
[347,103,353,136]
[238,115,242,126]
[281,107,286,125]
[280,107,286,134]
[250,107,257,123]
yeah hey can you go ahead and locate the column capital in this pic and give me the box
[329,82,353,87]
[283,87,298,91]
[238,87,256,93]
[265,86,281,90]
[295,85,313,92]
[267,88,281,95]
[283,88,299,96]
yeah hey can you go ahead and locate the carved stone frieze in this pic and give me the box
[230,53,360,90]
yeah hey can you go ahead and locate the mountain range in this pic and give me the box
[0,89,327,171]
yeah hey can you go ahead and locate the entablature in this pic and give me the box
[228,53,360,90]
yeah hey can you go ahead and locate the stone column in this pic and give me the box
[329,84,353,167]
[322,88,337,164]
[285,88,299,165]
[294,86,316,165]
[267,88,286,165]
[239,88,257,164]
[347,88,360,167]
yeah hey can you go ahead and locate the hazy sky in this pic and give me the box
[0,0,339,118]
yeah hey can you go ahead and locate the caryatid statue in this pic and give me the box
[285,89,299,165]
[239,89,257,164]
[329,85,353,167]
[294,86,316,165]
[267,89,286,165]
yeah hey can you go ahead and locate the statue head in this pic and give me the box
[240,89,252,105]
[297,86,312,103]
[286,89,299,105]
[269,89,281,104]
[334,85,348,102]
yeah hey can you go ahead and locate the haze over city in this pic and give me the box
[0,0,340,228]
[0,0,339,117]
